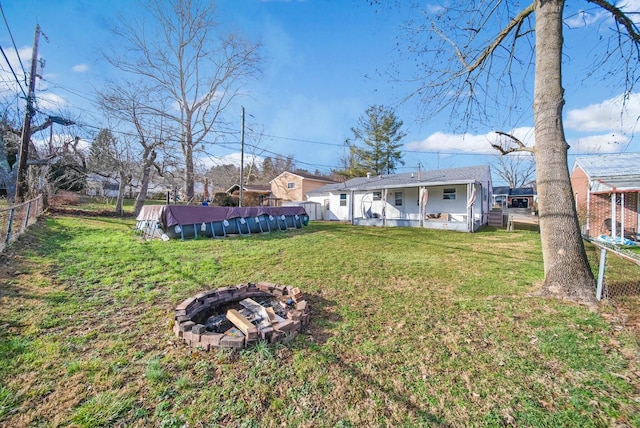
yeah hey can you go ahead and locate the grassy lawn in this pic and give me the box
[48,194,168,216]
[0,214,639,427]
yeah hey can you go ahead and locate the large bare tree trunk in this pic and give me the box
[534,0,595,302]
[115,169,128,216]
[184,143,194,201]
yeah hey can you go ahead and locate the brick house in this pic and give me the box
[270,171,337,202]
[570,153,640,240]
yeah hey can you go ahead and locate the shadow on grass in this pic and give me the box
[303,293,341,346]
[297,292,446,425]
[308,343,447,425]
[349,355,442,424]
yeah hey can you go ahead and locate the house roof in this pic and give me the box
[574,153,640,178]
[509,187,535,197]
[225,183,271,194]
[270,171,337,184]
[308,165,490,195]
[492,186,536,197]
[590,178,640,193]
[573,153,640,193]
[492,186,510,196]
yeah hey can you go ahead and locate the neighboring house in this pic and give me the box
[508,187,536,209]
[226,184,272,206]
[571,153,640,240]
[307,165,493,232]
[85,174,120,198]
[270,171,337,202]
[492,186,510,208]
[492,186,536,209]
[85,174,167,199]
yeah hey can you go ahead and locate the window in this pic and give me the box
[339,193,347,206]
[372,191,381,201]
[287,182,295,189]
[394,192,403,206]
[443,188,456,200]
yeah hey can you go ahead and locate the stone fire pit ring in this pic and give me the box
[173,282,310,351]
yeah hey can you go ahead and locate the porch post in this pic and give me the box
[467,183,473,232]
[350,190,355,225]
[621,192,625,240]
[611,192,617,238]
[382,189,387,227]
[419,186,424,228]
[586,181,592,234]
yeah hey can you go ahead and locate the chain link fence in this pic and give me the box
[0,195,44,254]
[589,238,640,301]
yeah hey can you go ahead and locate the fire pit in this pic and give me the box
[173,282,310,350]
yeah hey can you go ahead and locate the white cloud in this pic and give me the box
[407,93,640,156]
[72,64,89,73]
[620,0,640,25]
[0,47,30,97]
[37,92,67,110]
[406,127,535,154]
[32,133,88,153]
[565,1,640,28]
[565,93,640,133]
[567,132,630,154]
[564,9,607,28]
[199,152,264,169]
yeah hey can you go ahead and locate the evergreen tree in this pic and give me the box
[350,105,406,175]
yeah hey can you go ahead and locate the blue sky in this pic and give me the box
[1,0,639,185]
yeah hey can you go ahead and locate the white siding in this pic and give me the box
[307,166,493,232]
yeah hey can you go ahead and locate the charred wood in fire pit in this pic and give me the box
[206,314,232,333]
[174,283,310,351]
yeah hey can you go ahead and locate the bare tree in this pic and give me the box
[106,0,261,200]
[96,83,170,215]
[397,0,639,303]
[88,128,132,214]
[492,152,536,189]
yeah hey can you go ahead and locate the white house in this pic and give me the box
[306,165,493,232]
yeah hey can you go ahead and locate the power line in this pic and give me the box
[259,133,343,147]
[0,44,26,99]
[0,1,27,79]
[0,1,28,99]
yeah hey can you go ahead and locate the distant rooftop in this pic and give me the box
[492,186,536,196]
[574,153,640,193]
[574,153,640,178]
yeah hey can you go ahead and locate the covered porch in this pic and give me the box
[587,178,640,245]
[351,182,484,232]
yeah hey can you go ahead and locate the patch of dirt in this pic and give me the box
[47,207,133,217]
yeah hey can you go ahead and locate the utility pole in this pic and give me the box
[15,24,41,202]
[239,106,245,207]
